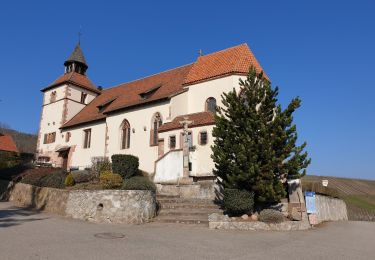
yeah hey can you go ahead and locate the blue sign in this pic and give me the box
[305,191,316,214]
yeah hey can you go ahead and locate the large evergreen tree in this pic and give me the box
[211,67,311,205]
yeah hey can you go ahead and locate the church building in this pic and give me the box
[36,43,266,183]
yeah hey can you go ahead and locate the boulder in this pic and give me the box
[289,207,302,221]
[241,214,249,220]
[251,213,258,221]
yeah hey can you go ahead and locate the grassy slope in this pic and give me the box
[302,175,375,213]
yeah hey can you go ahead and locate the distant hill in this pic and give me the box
[303,175,375,195]
[0,126,37,154]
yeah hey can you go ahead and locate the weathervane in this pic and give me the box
[78,25,83,45]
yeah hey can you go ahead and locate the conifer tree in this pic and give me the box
[211,67,311,205]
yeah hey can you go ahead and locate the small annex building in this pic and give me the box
[36,43,267,183]
[0,133,18,153]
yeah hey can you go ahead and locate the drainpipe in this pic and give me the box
[104,121,108,158]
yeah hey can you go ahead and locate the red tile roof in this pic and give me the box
[158,112,215,133]
[0,134,18,152]
[61,43,267,129]
[62,64,193,128]
[183,43,268,85]
[42,72,101,94]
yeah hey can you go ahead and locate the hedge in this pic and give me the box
[122,176,156,192]
[111,154,139,179]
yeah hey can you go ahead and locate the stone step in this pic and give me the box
[156,194,181,199]
[154,215,209,225]
[159,203,221,210]
[158,208,222,217]
[156,198,217,204]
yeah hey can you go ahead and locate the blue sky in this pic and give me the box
[0,0,374,179]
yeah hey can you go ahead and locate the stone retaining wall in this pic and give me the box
[66,190,156,224]
[315,194,348,223]
[208,213,310,231]
[0,180,156,224]
[156,182,221,200]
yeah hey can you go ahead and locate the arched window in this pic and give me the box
[151,113,163,146]
[205,97,216,113]
[121,120,131,149]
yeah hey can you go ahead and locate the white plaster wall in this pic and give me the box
[186,75,246,114]
[42,85,67,105]
[154,150,183,183]
[159,128,183,152]
[38,98,65,155]
[105,100,171,173]
[159,125,215,177]
[62,120,106,169]
[65,100,85,122]
[69,85,97,104]
[190,125,215,176]
[170,91,188,119]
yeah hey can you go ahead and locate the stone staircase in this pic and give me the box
[154,194,222,225]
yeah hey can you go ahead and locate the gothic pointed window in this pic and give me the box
[205,97,216,113]
[121,120,131,149]
[150,113,162,146]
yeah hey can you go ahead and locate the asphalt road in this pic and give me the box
[0,202,374,260]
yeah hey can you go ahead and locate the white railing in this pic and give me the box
[154,149,183,183]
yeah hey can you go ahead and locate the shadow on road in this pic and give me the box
[0,204,48,228]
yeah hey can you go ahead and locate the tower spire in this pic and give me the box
[64,43,88,75]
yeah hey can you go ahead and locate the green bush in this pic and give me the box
[259,209,284,223]
[22,170,65,189]
[223,189,254,215]
[111,154,139,179]
[100,173,123,189]
[65,173,75,187]
[122,176,156,192]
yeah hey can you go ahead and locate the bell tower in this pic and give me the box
[36,43,100,168]
[64,43,88,75]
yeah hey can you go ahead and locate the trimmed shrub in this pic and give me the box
[65,173,75,187]
[122,176,156,192]
[22,169,65,189]
[100,173,123,189]
[223,189,254,216]
[111,154,139,179]
[71,170,93,183]
[259,209,284,223]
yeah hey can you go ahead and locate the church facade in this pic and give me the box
[36,43,267,183]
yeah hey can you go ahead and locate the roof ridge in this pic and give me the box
[102,63,194,92]
[100,43,248,92]
[199,43,248,58]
